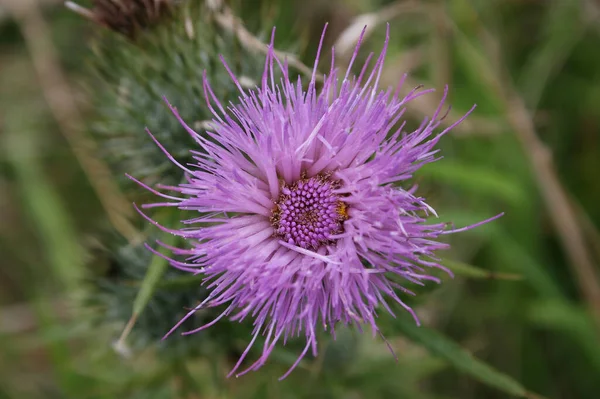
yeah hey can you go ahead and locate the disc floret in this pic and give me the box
[271,174,347,250]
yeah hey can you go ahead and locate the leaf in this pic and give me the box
[391,316,535,398]
[528,300,600,373]
[420,161,526,206]
[441,258,522,281]
[490,231,563,299]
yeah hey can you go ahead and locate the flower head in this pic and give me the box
[133,25,501,378]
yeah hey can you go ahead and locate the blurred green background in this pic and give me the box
[1,0,600,398]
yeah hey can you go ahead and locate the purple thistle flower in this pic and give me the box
[132,24,501,379]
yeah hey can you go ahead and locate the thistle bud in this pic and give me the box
[85,1,263,191]
[66,0,174,39]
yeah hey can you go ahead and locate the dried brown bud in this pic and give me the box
[66,0,175,39]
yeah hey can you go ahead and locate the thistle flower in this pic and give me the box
[133,25,501,379]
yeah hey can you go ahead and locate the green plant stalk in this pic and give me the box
[116,208,181,349]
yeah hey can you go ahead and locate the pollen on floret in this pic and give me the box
[337,202,349,219]
[270,174,348,250]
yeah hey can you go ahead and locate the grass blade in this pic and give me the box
[391,316,537,398]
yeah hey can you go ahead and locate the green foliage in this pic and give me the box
[389,315,528,398]
[86,225,252,360]
[2,0,600,398]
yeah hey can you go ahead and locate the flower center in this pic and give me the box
[271,175,348,250]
